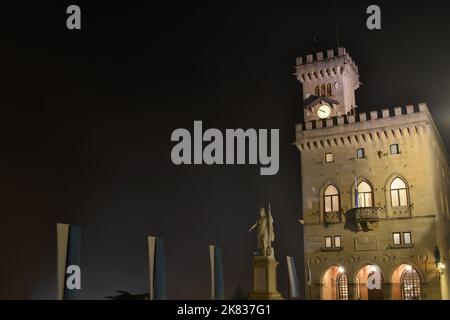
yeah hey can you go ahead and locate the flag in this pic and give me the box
[307,259,312,286]
[209,244,225,300]
[57,223,82,300]
[148,236,167,300]
[286,256,300,299]
[354,176,359,208]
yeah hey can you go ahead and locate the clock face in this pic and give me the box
[317,104,331,119]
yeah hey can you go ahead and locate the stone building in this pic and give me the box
[294,47,450,300]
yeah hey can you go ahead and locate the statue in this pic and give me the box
[248,205,275,257]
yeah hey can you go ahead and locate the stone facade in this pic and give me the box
[295,48,450,300]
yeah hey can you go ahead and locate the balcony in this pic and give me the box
[345,207,380,232]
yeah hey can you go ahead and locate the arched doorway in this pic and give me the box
[355,265,384,300]
[391,264,422,300]
[322,266,349,300]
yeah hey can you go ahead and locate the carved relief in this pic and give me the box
[417,253,428,263]
[354,236,378,251]
[345,255,356,264]
[312,256,322,265]
[380,254,390,264]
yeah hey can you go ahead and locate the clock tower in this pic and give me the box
[294,47,360,122]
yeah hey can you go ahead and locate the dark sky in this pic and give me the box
[1,1,450,299]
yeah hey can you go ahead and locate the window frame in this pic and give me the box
[357,181,373,208]
[390,144,400,155]
[326,83,332,96]
[403,232,412,245]
[356,148,366,159]
[390,177,409,208]
[401,268,421,300]
[336,273,349,300]
[325,236,333,248]
[392,232,401,245]
[320,84,326,96]
[324,185,340,213]
[334,236,342,248]
[325,153,334,163]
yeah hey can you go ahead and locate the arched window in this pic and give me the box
[357,181,373,208]
[336,273,349,300]
[326,83,332,96]
[320,84,326,96]
[315,85,320,96]
[324,185,340,213]
[401,268,421,300]
[390,177,408,207]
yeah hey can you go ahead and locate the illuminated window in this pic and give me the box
[334,236,341,248]
[403,232,412,245]
[393,232,401,245]
[357,181,373,207]
[325,153,334,163]
[402,268,421,300]
[357,148,365,159]
[326,83,332,96]
[390,177,408,207]
[390,144,400,154]
[336,273,349,300]
[324,185,340,212]
[392,232,412,246]
[325,235,341,248]
[325,236,332,248]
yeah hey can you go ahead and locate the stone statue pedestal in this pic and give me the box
[248,256,283,300]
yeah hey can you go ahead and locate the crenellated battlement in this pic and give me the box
[296,103,429,132]
[294,47,359,83]
[295,103,435,152]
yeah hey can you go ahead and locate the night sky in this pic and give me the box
[1,1,450,299]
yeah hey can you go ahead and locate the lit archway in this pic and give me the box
[391,264,422,300]
[355,265,384,300]
[322,266,348,300]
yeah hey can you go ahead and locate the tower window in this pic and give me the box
[390,177,408,207]
[390,144,400,154]
[326,83,332,96]
[315,85,319,96]
[320,84,326,96]
[324,185,340,213]
[325,153,334,163]
[357,148,365,159]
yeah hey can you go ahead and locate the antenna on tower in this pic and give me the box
[333,0,340,49]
